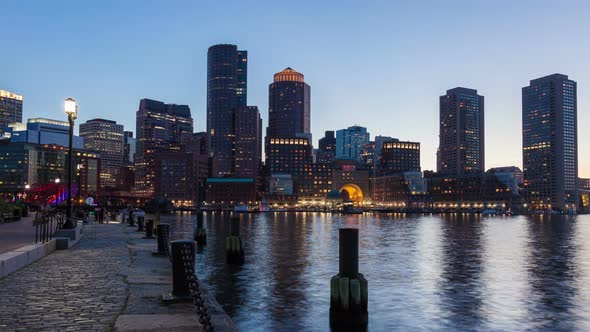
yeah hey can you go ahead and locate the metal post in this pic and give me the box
[63,115,75,229]
[162,240,195,303]
[153,224,169,255]
[339,228,359,278]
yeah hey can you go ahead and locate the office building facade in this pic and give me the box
[380,139,421,175]
[4,118,84,149]
[79,119,125,189]
[438,87,484,175]
[522,74,578,211]
[233,106,261,179]
[336,126,370,162]
[135,99,193,196]
[0,89,23,136]
[207,44,247,176]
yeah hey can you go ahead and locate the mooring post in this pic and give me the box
[226,215,244,264]
[137,216,145,232]
[162,239,195,303]
[144,219,154,239]
[153,223,169,256]
[194,211,207,244]
[330,228,368,329]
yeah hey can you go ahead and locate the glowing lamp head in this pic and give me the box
[64,98,78,120]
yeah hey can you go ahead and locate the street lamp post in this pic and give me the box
[63,98,77,229]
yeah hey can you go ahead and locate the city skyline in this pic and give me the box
[2,1,590,175]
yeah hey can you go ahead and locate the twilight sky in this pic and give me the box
[2,1,589,175]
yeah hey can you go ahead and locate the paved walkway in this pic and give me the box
[0,223,129,331]
[0,221,233,332]
[0,216,36,254]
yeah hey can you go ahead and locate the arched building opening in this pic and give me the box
[340,184,363,203]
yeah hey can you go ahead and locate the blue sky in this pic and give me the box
[2,0,590,175]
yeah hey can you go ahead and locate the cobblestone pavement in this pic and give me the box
[0,224,130,332]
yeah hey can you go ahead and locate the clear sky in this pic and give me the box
[2,0,589,175]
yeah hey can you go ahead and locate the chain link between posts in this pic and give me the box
[180,245,214,331]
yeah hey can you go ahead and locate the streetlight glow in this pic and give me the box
[64,98,78,120]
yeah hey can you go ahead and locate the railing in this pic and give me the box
[34,210,62,243]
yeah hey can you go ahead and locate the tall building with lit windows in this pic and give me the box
[266,67,312,196]
[380,139,421,175]
[0,89,23,136]
[336,125,370,162]
[207,44,247,176]
[522,74,578,212]
[437,87,484,175]
[233,106,261,179]
[79,119,125,189]
[135,99,193,196]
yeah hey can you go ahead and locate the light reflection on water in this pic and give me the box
[164,212,590,331]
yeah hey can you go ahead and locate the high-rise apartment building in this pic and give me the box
[317,131,336,164]
[522,74,578,211]
[123,131,136,165]
[0,89,23,135]
[336,126,370,162]
[135,99,193,196]
[207,44,247,176]
[79,119,125,189]
[438,87,484,175]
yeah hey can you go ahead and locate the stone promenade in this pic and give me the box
[0,221,233,332]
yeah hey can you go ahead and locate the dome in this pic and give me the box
[273,67,304,83]
[327,189,342,199]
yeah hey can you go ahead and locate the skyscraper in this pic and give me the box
[318,131,336,165]
[336,125,370,162]
[265,67,313,196]
[79,119,125,189]
[135,99,193,196]
[0,89,23,135]
[207,44,247,176]
[233,106,262,179]
[437,87,485,175]
[522,74,578,211]
[267,68,311,139]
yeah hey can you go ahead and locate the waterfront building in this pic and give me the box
[79,119,125,189]
[0,89,23,136]
[361,141,376,167]
[153,152,195,207]
[204,178,256,206]
[267,136,313,196]
[4,118,84,149]
[522,74,578,212]
[373,171,427,207]
[380,139,421,175]
[269,174,294,196]
[437,87,485,175]
[0,141,100,198]
[331,161,371,205]
[336,125,370,162]
[135,99,193,197]
[207,44,247,176]
[488,166,523,194]
[233,106,262,179]
[425,172,512,210]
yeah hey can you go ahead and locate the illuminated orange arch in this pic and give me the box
[340,184,363,202]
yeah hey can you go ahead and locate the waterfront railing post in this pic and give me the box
[225,215,244,264]
[194,211,207,245]
[153,224,170,256]
[162,240,195,303]
[330,228,368,329]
